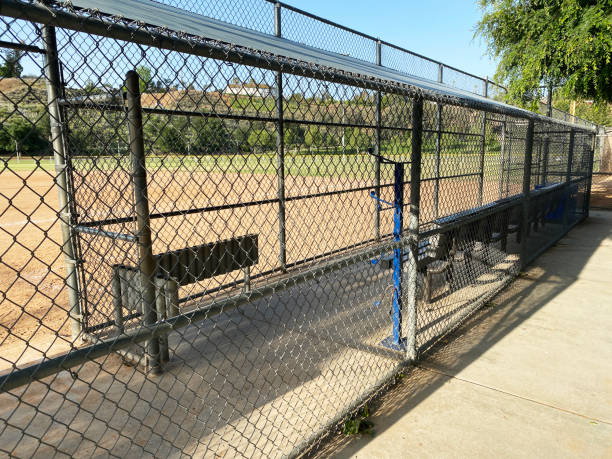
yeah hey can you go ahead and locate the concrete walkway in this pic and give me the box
[323,210,612,458]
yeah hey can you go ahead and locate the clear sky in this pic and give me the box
[286,0,498,81]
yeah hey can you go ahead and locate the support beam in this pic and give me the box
[42,25,82,341]
[274,1,287,270]
[406,98,424,361]
[477,77,488,205]
[374,39,382,239]
[563,129,575,228]
[125,70,161,375]
[498,117,507,199]
[520,120,535,268]
[433,64,443,218]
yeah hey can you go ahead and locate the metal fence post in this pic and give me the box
[505,122,513,195]
[585,132,596,218]
[563,129,575,229]
[275,1,287,270]
[390,161,404,348]
[541,130,550,186]
[406,98,423,362]
[433,64,443,218]
[374,39,382,239]
[42,25,82,341]
[498,117,507,199]
[125,70,161,375]
[520,120,535,268]
[477,77,488,205]
[541,85,553,185]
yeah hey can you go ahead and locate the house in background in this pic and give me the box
[223,79,274,98]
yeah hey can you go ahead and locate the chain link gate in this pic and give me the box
[0,1,598,457]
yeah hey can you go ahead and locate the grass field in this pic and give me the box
[2,145,506,181]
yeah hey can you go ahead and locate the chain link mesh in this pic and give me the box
[0,1,598,457]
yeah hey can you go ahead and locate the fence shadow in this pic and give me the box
[312,211,612,458]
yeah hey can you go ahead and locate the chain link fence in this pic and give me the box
[0,1,598,457]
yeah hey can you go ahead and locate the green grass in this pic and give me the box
[0,157,55,172]
[2,145,505,180]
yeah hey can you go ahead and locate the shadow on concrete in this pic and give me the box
[312,210,612,458]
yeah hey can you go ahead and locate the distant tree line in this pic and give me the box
[0,110,51,155]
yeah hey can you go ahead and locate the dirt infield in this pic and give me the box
[591,174,612,209]
[0,167,520,371]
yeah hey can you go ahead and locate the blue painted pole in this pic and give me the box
[392,162,404,345]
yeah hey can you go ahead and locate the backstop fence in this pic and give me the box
[0,1,598,457]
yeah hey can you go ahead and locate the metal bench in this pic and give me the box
[112,234,258,362]
[375,196,524,303]
[374,234,453,304]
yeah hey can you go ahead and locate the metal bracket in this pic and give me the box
[369,191,393,211]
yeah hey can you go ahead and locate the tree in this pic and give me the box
[0,49,23,78]
[190,118,231,154]
[136,65,154,94]
[476,0,612,107]
[284,125,305,146]
[304,126,323,148]
[247,129,275,152]
[144,116,186,154]
[0,117,49,155]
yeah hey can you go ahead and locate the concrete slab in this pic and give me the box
[323,210,612,458]
[336,368,612,459]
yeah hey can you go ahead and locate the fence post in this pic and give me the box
[541,85,553,186]
[477,77,488,205]
[125,70,161,375]
[406,98,423,362]
[374,40,382,239]
[520,120,535,268]
[498,117,507,199]
[585,132,595,218]
[563,129,575,229]
[42,25,82,341]
[433,64,443,218]
[541,129,550,186]
[274,1,287,270]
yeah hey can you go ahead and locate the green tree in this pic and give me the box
[551,93,612,125]
[145,116,186,154]
[247,129,275,152]
[304,126,323,148]
[0,117,49,155]
[284,125,305,147]
[345,128,370,152]
[190,118,231,154]
[0,49,23,78]
[136,65,154,94]
[476,0,612,107]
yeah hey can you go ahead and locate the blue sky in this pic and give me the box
[286,0,498,81]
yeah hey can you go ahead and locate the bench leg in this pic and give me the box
[111,270,124,333]
[165,278,179,318]
[155,278,170,365]
[465,252,475,279]
[445,263,454,289]
[424,269,432,304]
[501,231,508,252]
[243,266,251,293]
